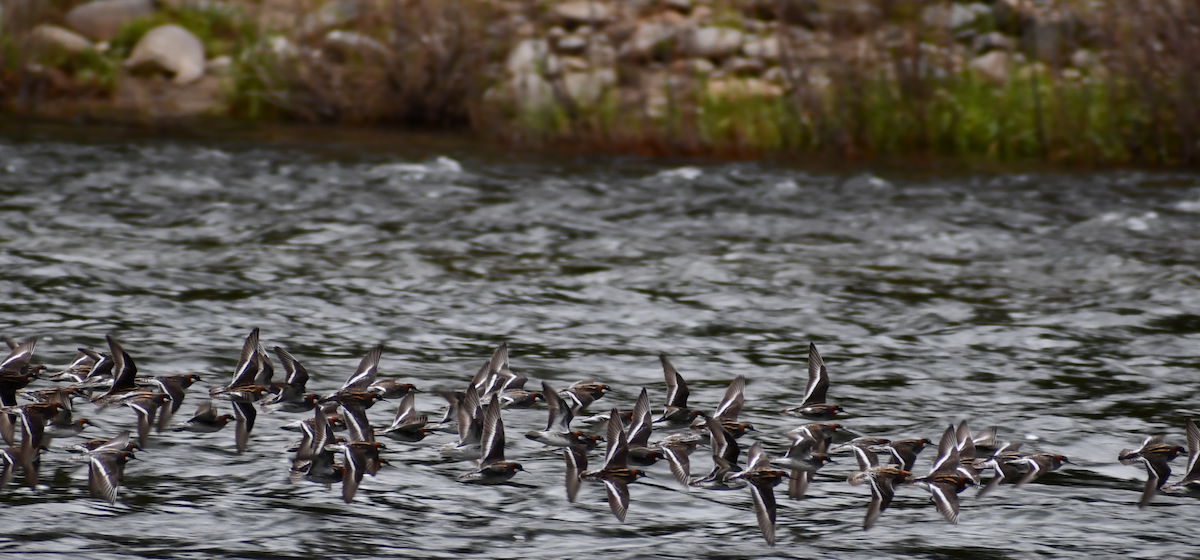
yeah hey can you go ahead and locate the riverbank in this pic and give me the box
[3,0,1198,165]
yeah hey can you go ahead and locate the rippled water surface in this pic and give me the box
[2,126,1200,559]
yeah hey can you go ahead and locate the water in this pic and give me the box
[1,126,1199,558]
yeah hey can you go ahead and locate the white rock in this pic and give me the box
[686,26,743,59]
[722,56,764,76]
[585,36,617,67]
[564,69,616,104]
[922,3,977,29]
[742,36,779,61]
[553,1,612,26]
[620,22,672,60]
[969,50,1010,84]
[324,30,390,61]
[27,25,94,54]
[65,0,155,41]
[511,71,553,111]
[506,38,551,75]
[1070,49,1099,70]
[126,24,206,85]
[556,34,588,54]
[205,55,232,76]
[972,31,1012,53]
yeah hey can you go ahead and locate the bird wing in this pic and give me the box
[660,355,688,408]
[343,345,383,390]
[602,478,630,522]
[801,342,829,405]
[714,375,746,422]
[230,329,260,387]
[748,479,778,546]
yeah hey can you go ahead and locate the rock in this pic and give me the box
[686,26,743,59]
[116,74,224,116]
[301,0,359,36]
[553,1,612,26]
[671,57,714,75]
[722,56,764,76]
[556,34,588,54]
[969,50,1010,84]
[1070,49,1099,70]
[511,71,553,111]
[27,25,94,55]
[993,0,1034,32]
[689,5,713,23]
[125,25,206,85]
[620,22,672,61]
[324,30,390,62]
[972,31,1012,53]
[204,55,231,76]
[922,3,978,29]
[664,0,691,13]
[1023,8,1078,63]
[506,38,550,75]
[742,36,779,61]
[65,0,155,42]
[585,36,617,67]
[564,68,616,104]
[560,56,590,72]
[706,77,783,99]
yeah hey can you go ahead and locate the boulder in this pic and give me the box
[686,26,743,59]
[556,34,588,55]
[742,36,779,61]
[116,74,224,117]
[301,0,360,36]
[922,3,978,29]
[969,50,1010,84]
[564,68,616,104]
[323,30,390,62]
[65,0,155,42]
[972,31,1012,53]
[707,77,783,99]
[506,38,551,75]
[722,56,765,76]
[585,36,617,67]
[27,25,94,55]
[205,55,232,76]
[553,1,613,26]
[619,22,673,61]
[511,71,554,111]
[125,25,206,85]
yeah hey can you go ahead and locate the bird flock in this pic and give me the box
[0,332,1197,546]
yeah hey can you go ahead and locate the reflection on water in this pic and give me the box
[1,127,1199,558]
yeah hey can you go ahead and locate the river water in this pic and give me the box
[0,126,1198,558]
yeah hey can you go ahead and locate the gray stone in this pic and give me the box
[923,3,978,29]
[506,38,550,75]
[65,0,155,42]
[620,22,672,60]
[125,24,206,85]
[511,71,553,111]
[686,26,743,59]
[972,32,1012,53]
[553,1,612,26]
[1070,49,1099,70]
[116,73,224,116]
[742,36,779,61]
[301,0,359,35]
[556,34,588,55]
[585,36,617,67]
[722,56,764,76]
[323,30,390,61]
[969,50,1010,84]
[564,68,616,104]
[560,56,590,73]
[204,55,231,76]
[27,25,94,54]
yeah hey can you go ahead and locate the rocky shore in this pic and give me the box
[2,0,1198,164]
